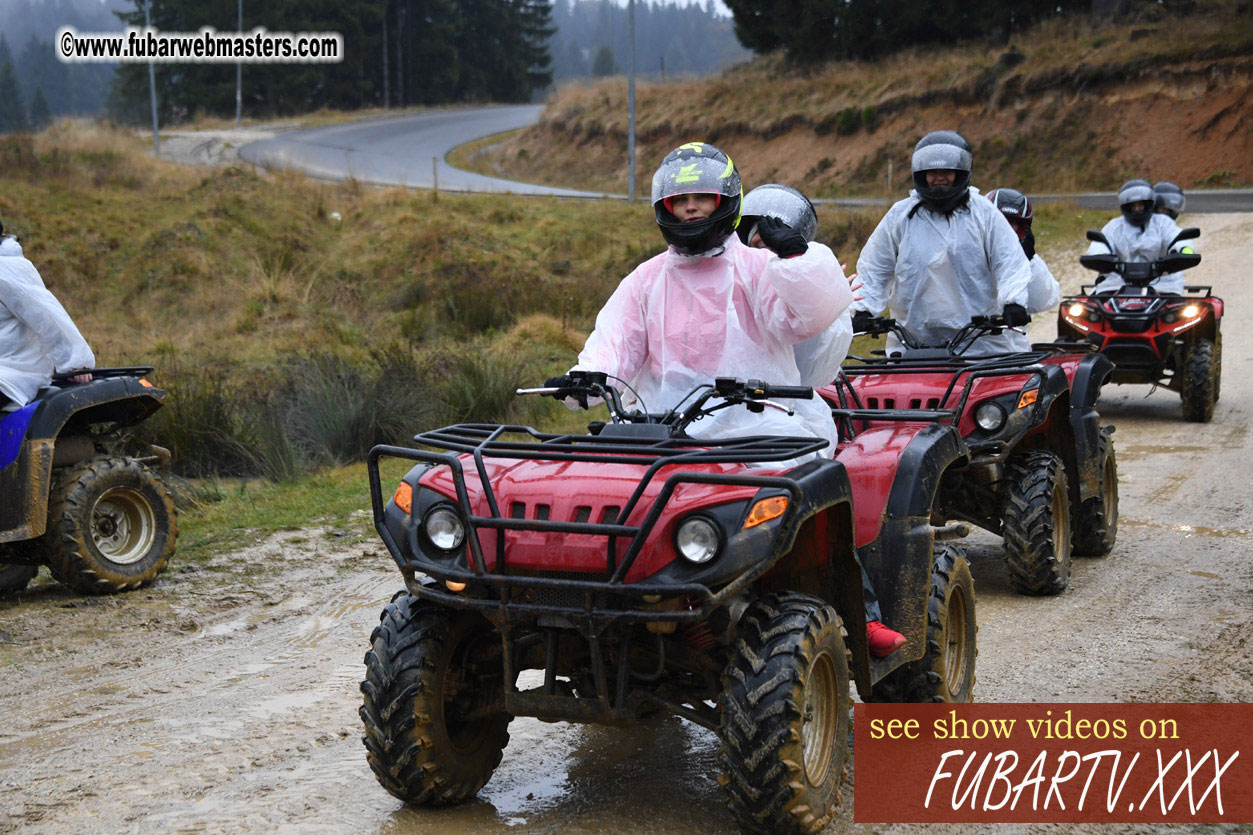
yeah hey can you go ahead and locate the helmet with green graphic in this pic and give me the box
[650,141,742,255]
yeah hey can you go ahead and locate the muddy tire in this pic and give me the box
[1181,338,1217,423]
[1073,432,1118,557]
[1002,450,1071,596]
[717,592,850,835]
[0,560,38,595]
[40,458,176,595]
[360,592,510,806]
[865,545,977,703]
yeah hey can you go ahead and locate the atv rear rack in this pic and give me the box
[367,424,832,626]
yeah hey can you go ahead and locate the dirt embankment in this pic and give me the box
[474,21,1253,197]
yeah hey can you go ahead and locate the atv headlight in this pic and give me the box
[974,401,1007,432]
[423,505,465,551]
[675,516,722,564]
[1182,304,1201,319]
[1067,303,1086,318]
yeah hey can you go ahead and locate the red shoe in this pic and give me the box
[867,621,907,657]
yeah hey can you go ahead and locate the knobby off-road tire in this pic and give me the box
[1002,450,1072,596]
[40,458,177,594]
[718,592,850,835]
[865,545,977,704]
[1181,338,1217,423]
[1072,432,1118,557]
[360,592,511,806]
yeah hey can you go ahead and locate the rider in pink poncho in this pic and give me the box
[551,142,906,657]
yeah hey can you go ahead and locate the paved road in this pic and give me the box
[238,106,1253,213]
[237,105,613,198]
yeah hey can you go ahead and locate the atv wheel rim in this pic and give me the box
[1051,488,1070,560]
[944,583,971,696]
[1102,456,1116,523]
[802,650,838,786]
[91,487,157,565]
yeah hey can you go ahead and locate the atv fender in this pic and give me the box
[1067,353,1114,504]
[856,422,968,692]
[0,379,165,543]
[758,458,862,674]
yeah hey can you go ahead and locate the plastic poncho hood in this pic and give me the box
[0,236,95,406]
[575,234,851,457]
[854,186,1032,356]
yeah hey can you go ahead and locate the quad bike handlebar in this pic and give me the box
[1080,227,1202,286]
[852,315,1024,357]
[518,372,814,438]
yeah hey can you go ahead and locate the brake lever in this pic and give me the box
[752,399,795,416]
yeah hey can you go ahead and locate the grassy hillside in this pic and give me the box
[2,122,1098,486]
[463,0,1252,197]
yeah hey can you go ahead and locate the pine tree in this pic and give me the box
[28,85,51,131]
[591,45,616,76]
[0,41,28,134]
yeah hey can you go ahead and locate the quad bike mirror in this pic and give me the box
[1079,253,1119,272]
[1085,230,1111,245]
[1170,227,1201,246]
[1158,252,1202,273]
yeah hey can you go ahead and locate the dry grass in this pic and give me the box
[463,0,1252,196]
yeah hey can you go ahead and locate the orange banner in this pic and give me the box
[854,703,1253,823]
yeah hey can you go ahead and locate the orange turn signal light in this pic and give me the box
[1016,389,1039,410]
[744,496,789,529]
[138,378,154,388]
[392,482,413,515]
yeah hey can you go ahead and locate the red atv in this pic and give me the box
[820,316,1117,597]
[1058,228,1218,421]
[361,372,976,834]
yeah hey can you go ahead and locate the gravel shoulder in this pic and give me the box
[2,215,1250,834]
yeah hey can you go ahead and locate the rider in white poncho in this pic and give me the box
[0,228,95,407]
[852,131,1033,356]
[1087,179,1193,295]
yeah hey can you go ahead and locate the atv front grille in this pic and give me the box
[508,569,617,612]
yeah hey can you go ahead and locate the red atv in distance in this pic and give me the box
[1058,228,1218,422]
[820,316,1117,597]
[361,372,976,834]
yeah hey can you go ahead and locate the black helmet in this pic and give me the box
[911,130,973,214]
[1118,179,1155,228]
[651,142,742,255]
[986,188,1033,237]
[1153,181,1185,219]
[738,184,818,245]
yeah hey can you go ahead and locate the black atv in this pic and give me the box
[1058,228,1217,421]
[1,368,177,595]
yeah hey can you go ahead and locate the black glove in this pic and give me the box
[851,310,878,334]
[755,217,808,258]
[1002,303,1030,327]
[1021,230,1036,260]
[543,375,588,408]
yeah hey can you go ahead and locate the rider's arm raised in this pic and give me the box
[754,240,850,344]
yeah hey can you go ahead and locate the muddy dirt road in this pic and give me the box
[3,215,1251,834]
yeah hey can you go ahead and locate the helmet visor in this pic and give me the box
[651,151,740,205]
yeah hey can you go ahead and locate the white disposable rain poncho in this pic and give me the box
[854,187,1032,357]
[576,234,851,456]
[0,236,95,407]
[1087,214,1192,295]
[794,310,853,387]
[1026,254,1061,314]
